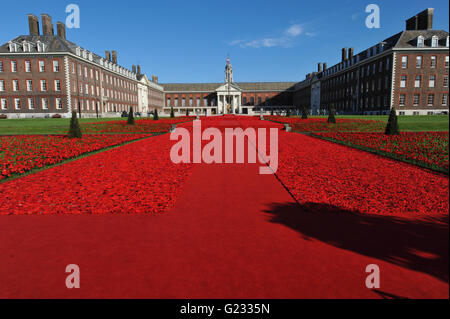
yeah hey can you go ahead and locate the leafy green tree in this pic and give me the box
[385,107,400,135]
[154,109,159,120]
[170,106,175,118]
[68,110,82,138]
[127,106,135,125]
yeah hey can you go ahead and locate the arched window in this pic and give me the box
[417,36,425,48]
[431,36,439,48]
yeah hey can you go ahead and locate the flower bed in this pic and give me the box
[81,117,194,134]
[0,134,151,180]
[266,116,385,132]
[314,132,449,173]
[0,134,193,215]
[277,132,449,217]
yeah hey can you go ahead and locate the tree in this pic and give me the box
[68,110,82,138]
[270,108,274,116]
[170,106,175,118]
[127,106,135,125]
[328,106,336,124]
[385,107,400,135]
[154,108,159,120]
[286,108,291,117]
[302,106,308,119]
[186,108,190,116]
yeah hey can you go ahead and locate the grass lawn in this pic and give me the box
[305,115,449,132]
[0,117,134,135]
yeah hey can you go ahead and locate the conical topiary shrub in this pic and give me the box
[385,107,400,135]
[127,106,135,125]
[154,109,159,120]
[186,109,189,116]
[170,106,175,118]
[328,107,336,124]
[68,110,82,138]
[286,108,291,117]
[270,108,274,116]
[302,106,308,119]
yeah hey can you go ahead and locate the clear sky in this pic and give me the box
[1,0,448,83]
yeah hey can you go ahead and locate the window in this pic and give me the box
[401,56,408,68]
[417,36,424,47]
[182,98,186,107]
[174,98,178,107]
[0,80,5,91]
[431,36,439,48]
[430,56,437,68]
[1,98,6,110]
[26,80,33,92]
[0,61,3,72]
[11,60,18,72]
[189,98,193,107]
[399,95,406,106]
[400,76,407,88]
[414,75,422,88]
[442,94,448,106]
[55,98,63,110]
[250,97,255,105]
[39,60,45,72]
[429,75,436,88]
[445,56,449,68]
[54,80,61,92]
[416,56,423,68]
[53,60,59,72]
[204,98,208,106]
[28,98,34,110]
[41,98,48,110]
[37,42,45,52]
[25,60,32,72]
[413,94,420,106]
[12,80,19,91]
[427,94,435,106]
[14,98,21,110]
[84,67,88,78]
[444,75,449,87]
[167,98,171,107]
[40,80,47,91]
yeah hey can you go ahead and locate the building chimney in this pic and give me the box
[323,63,327,71]
[56,22,66,40]
[155,76,158,83]
[342,48,347,62]
[41,14,54,35]
[112,50,117,64]
[406,8,434,30]
[105,51,111,61]
[348,47,354,59]
[132,65,136,73]
[318,63,322,72]
[137,65,141,75]
[28,14,40,36]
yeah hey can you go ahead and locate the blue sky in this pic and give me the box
[0,0,448,83]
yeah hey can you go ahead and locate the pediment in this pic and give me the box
[215,83,241,93]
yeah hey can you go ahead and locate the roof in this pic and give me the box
[162,82,298,92]
[393,30,449,49]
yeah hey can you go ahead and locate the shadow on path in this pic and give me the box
[264,202,449,283]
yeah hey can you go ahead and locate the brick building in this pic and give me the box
[0,14,163,118]
[295,8,449,115]
[162,56,296,116]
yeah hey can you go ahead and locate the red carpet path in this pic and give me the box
[0,119,448,299]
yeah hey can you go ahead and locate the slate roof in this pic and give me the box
[162,82,298,92]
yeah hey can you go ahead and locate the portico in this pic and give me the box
[216,83,242,114]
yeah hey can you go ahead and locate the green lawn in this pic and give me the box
[308,115,449,132]
[0,117,127,135]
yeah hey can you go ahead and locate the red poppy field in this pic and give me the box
[267,116,386,132]
[0,134,152,181]
[314,132,449,172]
[0,115,448,299]
[81,117,194,134]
